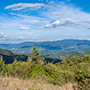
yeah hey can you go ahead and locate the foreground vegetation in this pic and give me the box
[0,47,90,90]
[0,77,76,90]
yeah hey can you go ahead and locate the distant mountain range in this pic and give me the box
[0,39,90,59]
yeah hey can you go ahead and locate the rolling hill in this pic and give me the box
[0,39,90,59]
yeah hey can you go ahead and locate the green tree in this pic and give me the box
[31,47,44,65]
[32,47,40,61]
[75,65,90,90]
[0,55,6,74]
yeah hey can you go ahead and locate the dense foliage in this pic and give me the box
[0,47,90,90]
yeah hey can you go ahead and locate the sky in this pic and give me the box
[0,0,90,43]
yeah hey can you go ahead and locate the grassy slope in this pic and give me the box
[0,77,76,90]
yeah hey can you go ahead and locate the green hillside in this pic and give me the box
[0,48,28,64]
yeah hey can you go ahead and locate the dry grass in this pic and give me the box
[0,76,77,90]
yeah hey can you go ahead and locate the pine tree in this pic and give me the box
[32,47,40,61]
[32,47,44,65]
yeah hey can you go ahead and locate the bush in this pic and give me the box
[27,64,46,78]
[61,71,75,83]
[80,55,90,63]
[75,65,90,90]
[45,70,65,85]
[0,55,6,75]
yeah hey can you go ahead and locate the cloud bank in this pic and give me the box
[5,3,45,11]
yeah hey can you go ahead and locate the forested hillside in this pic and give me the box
[0,48,61,64]
[0,48,28,64]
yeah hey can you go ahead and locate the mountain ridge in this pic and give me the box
[0,39,90,59]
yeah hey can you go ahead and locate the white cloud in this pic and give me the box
[19,26,31,30]
[0,32,8,39]
[18,36,25,40]
[5,3,45,11]
[45,19,77,28]
[87,27,90,29]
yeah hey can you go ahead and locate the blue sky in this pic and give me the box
[0,0,90,43]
